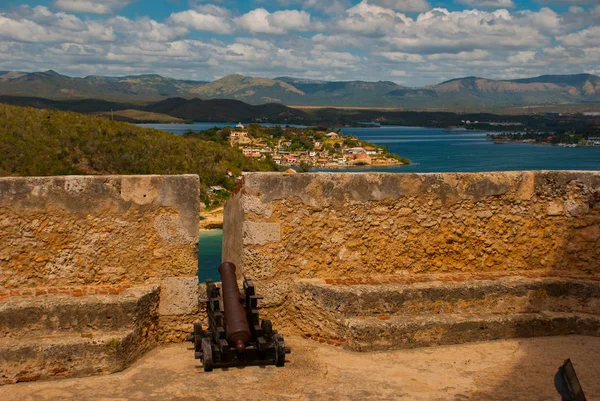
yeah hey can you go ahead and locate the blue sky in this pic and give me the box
[1,0,599,86]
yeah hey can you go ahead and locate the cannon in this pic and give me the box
[189,262,290,371]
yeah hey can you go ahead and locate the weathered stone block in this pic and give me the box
[547,201,564,216]
[565,199,589,217]
[0,175,200,288]
[159,277,199,316]
[120,176,160,205]
[243,221,281,245]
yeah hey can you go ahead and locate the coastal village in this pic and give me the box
[228,123,408,169]
[197,122,409,220]
[487,131,600,146]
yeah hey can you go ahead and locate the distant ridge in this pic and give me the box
[143,97,310,122]
[0,70,599,109]
[0,95,312,124]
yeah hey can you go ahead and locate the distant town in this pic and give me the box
[188,123,410,170]
[487,131,600,147]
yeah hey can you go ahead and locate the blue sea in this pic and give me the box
[328,126,600,173]
[197,229,223,282]
[142,123,600,280]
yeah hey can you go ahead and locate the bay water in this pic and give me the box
[337,126,600,173]
[197,229,223,282]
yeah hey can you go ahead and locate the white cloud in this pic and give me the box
[167,10,233,34]
[559,26,600,47]
[369,0,431,12]
[236,8,311,35]
[336,1,411,35]
[347,2,400,19]
[191,4,232,18]
[455,0,515,8]
[110,16,188,41]
[0,6,115,43]
[53,0,137,15]
[427,49,489,61]
[519,8,561,34]
[507,51,536,64]
[377,51,424,62]
[270,10,311,31]
[0,1,599,86]
[383,8,549,53]
[277,0,351,16]
[236,9,284,34]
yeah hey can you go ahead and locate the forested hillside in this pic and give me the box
[0,104,279,204]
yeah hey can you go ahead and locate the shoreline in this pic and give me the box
[490,139,599,147]
[200,206,224,229]
[311,162,409,171]
[308,161,407,170]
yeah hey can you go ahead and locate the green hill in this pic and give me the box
[0,104,279,203]
[0,70,207,101]
[92,109,186,123]
[0,95,312,124]
[2,70,600,109]
[0,95,135,113]
[427,74,600,108]
[143,97,311,123]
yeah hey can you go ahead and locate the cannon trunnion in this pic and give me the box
[189,262,290,371]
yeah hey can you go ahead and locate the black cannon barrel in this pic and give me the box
[218,262,251,353]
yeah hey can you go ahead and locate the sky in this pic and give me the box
[0,0,599,86]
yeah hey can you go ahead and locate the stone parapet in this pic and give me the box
[0,175,200,288]
[0,175,202,349]
[0,174,205,383]
[225,171,600,280]
[223,171,600,347]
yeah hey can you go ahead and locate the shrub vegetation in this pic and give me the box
[0,104,279,204]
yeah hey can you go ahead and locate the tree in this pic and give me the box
[298,160,312,173]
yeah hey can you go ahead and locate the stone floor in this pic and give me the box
[1,335,599,401]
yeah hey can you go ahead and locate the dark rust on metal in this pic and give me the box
[218,262,251,353]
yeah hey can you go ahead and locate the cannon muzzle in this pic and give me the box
[218,262,251,353]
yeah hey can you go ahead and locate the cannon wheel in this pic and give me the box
[261,319,273,336]
[201,337,213,372]
[274,334,286,367]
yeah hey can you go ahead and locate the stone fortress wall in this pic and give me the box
[223,171,600,349]
[1,171,599,384]
[0,175,201,383]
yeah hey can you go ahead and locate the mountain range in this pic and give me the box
[1,70,600,110]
